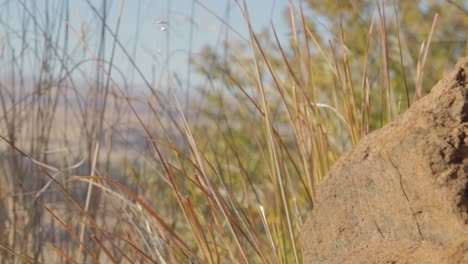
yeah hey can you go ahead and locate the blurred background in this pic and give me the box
[0,0,466,263]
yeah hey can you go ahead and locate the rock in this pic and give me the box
[300,57,468,264]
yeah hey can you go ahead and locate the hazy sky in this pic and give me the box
[1,0,293,93]
[68,0,292,92]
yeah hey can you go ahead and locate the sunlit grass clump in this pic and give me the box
[0,0,465,263]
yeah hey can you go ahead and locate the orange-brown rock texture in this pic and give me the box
[300,57,468,264]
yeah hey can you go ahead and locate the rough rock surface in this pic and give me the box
[300,57,468,263]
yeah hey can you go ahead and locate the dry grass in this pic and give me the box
[0,0,465,263]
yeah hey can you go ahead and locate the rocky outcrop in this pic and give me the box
[300,57,468,263]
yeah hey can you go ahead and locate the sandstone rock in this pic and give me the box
[300,57,468,263]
